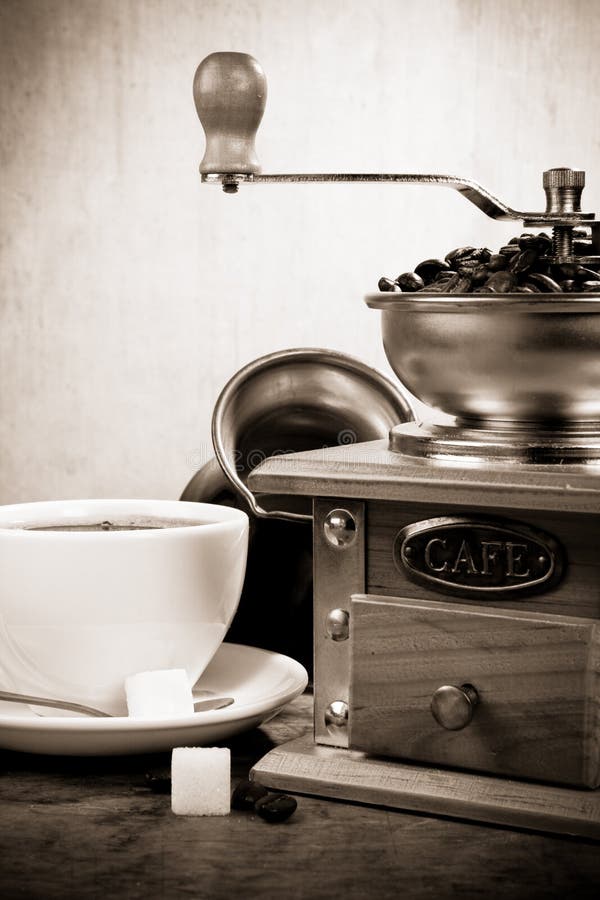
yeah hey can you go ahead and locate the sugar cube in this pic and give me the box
[171,747,231,816]
[125,668,194,718]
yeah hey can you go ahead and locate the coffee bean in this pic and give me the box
[448,274,473,293]
[231,779,269,811]
[470,264,489,285]
[561,280,577,292]
[499,245,520,258]
[456,248,492,271]
[396,272,425,292]
[444,246,476,265]
[426,272,460,292]
[487,254,507,272]
[527,273,562,293]
[378,277,400,292]
[145,773,171,794]
[455,260,476,273]
[519,233,552,254]
[575,266,600,283]
[485,271,517,292]
[509,248,539,275]
[551,262,578,281]
[580,281,600,292]
[414,258,451,284]
[531,257,551,275]
[255,793,298,823]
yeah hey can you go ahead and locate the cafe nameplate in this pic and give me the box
[394,516,564,598]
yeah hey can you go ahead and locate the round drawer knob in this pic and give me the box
[430,683,479,731]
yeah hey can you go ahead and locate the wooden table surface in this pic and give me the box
[1,693,599,900]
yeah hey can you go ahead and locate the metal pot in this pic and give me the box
[181,348,415,672]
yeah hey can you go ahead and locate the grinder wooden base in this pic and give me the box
[251,734,600,840]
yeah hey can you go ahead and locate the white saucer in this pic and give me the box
[0,643,308,756]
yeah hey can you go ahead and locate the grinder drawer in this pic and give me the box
[348,594,600,788]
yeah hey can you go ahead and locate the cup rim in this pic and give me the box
[0,498,248,537]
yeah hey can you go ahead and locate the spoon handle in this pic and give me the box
[0,690,110,717]
[0,690,235,717]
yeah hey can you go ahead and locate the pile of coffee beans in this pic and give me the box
[378,231,600,294]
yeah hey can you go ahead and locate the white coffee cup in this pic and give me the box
[0,499,248,715]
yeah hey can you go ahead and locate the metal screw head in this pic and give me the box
[430,683,479,731]
[543,167,585,215]
[324,700,349,737]
[325,608,350,642]
[543,167,585,189]
[323,509,357,549]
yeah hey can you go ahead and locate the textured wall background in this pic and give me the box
[1,0,599,502]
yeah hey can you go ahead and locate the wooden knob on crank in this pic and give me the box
[430,683,479,731]
[193,52,267,176]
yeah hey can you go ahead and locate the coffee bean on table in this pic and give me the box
[255,793,298,823]
[231,779,269,811]
[145,773,172,794]
[396,272,425,292]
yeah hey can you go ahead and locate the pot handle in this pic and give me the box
[212,441,312,524]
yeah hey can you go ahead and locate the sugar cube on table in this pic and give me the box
[125,668,194,718]
[171,747,231,816]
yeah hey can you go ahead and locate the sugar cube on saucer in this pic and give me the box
[171,747,230,816]
[125,668,194,718]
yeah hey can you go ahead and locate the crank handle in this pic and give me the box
[193,53,595,229]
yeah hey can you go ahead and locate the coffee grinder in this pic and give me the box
[193,52,600,839]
